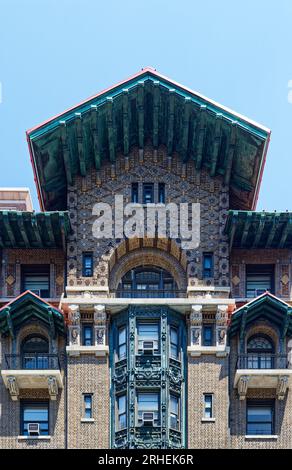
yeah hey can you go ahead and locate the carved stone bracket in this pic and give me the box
[238,375,249,400]
[190,305,202,346]
[7,376,19,401]
[48,376,58,400]
[94,305,107,346]
[68,305,80,346]
[216,305,228,347]
[277,375,289,400]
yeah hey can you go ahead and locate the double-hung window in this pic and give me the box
[118,326,127,360]
[117,394,127,430]
[170,326,179,359]
[246,401,274,435]
[169,394,180,430]
[21,265,50,297]
[21,401,49,436]
[137,322,159,354]
[143,183,154,204]
[137,392,159,426]
[83,394,93,419]
[204,394,214,419]
[202,325,213,346]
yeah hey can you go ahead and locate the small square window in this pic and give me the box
[82,253,93,277]
[83,324,93,346]
[143,183,154,204]
[202,325,213,346]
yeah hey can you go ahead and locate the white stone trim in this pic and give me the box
[81,418,95,423]
[17,436,51,441]
[66,345,109,357]
[245,435,278,440]
[187,346,230,357]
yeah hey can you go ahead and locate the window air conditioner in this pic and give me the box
[28,423,40,436]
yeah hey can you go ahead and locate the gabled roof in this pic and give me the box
[0,290,65,337]
[229,292,292,337]
[26,67,270,212]
[0,210,70,248]
[225,210,292,249]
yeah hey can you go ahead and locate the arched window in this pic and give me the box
[21,335,49,369]
[117,267,177,298]
[247,335,274,369]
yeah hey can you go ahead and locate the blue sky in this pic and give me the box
[1,0,292,210]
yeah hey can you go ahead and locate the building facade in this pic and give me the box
[1,67,292,449]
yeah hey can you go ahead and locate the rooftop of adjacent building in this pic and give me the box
[0,188,33,212]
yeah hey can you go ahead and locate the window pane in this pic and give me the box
[138,393,159,410]
[138,323,159,339]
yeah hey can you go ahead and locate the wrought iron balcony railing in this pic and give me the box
[236,354,288,370]
[5,353,61,370]
[114,289,187,299]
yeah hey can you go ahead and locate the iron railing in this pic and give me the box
[237,354,288,370]
[5,353,61,370]
[114,289,187,299]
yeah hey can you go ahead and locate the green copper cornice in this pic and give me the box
[27,69,270,211]
[0,291,65,337]
[225,210,292,249]
[0,210,70,249]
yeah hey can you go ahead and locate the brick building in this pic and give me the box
[1,67,292,449]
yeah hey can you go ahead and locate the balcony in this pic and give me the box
[1,354,63,401]
[114,289,186,299]
[234,354,292,400]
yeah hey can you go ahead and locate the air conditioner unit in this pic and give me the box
[142,341,154,354]
[28,423,40,436]
[142,412,154,426]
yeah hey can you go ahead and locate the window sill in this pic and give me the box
[17,436,51,441]
[66,345,108,357]
[188,346,230,357]
[201,418,216,423]
[245,435,278,440]
[81,418,95,423]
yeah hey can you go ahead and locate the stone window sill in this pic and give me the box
[188,346,230,357]
[201,418,216,423]
[81,418,95,423]
[245,435,278,440]
[66,345,109,357]
[17,436,51,441]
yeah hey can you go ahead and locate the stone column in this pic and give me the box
[189,305,203,346]
[94,304,107,346]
